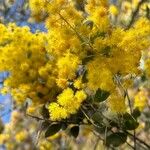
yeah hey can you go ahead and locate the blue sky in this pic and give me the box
[0,72,12,123]
[0,95,11,123]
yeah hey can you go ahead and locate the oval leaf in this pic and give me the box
[70,126,79,138]
[92,112,103,125]
[123,113,139,130]
[45,123,61,138]
[106,132,127,147]
[94,88,110,102]
[132,108,141,119]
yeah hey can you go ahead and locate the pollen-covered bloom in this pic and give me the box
[134,90,148,111]
[49,88,87,121]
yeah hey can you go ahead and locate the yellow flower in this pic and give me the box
[15,130,28,143]
[57,88,74,107]
[0,87,9,95]
[87,57,115,91]
[39,140,53,150]
[48,103,68,121]
[134,90,148,111]
[108,91,126,113]
[109,5,118,16]
[56,78,68,89]
[13,92,26,104]
[0,134,10,144]
[75,90,87,103]
[88,6,110,32]
[27,106,36,114]
[38,67,49,79]
[74,77,84,89]
[49,88,87,120]
[0,0,150,128]
[57,52,81,80]
[20,62,29,72]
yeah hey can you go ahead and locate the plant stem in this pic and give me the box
[126,131,150,149]
[126,0,147,29]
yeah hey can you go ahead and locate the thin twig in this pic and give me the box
[92,130,115,150]
[126,0,147,29]
[133,130,136,150]
[80,107,99,128]
[27,113,88,125]
[126,141,134,149]
[104,127,107,145]
[58,13,94,50]
[27,114,50,121]
[114,75,137,149]
[58,13,84,42]
[111,129,134,149]
[126,131,150,149]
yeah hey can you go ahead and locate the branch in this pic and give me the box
[126,0,147,29]
[80,107,101,129]
[58,13,84,42]
[126,131,150,149]
[26,113,87,125]
[26,114,49,121]
[114,75,137,149]
[58,13,94,50]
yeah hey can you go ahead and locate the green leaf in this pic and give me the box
[45,123,61,138]
[61,123,68,130]
[92,112,103,125]
[70,126,80,138]
[132,108,141,119]
[123,113,139,130]
[94,88,110,102]
[106,132,127,147]
[141,74,147,82]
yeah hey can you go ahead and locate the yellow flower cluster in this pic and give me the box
[109,5,118,16]
[0,0,150,121]
[49,88,87,120]
[134,90,148,111]
[107,91,126,113]
[0,109,57,149]
[56,53,81,88]
[15,130,28,143]
[0,23,54,106]
[113,0,150,25]
[0,134,10,145]
[39,140,53,150]
[0,111,35,149]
